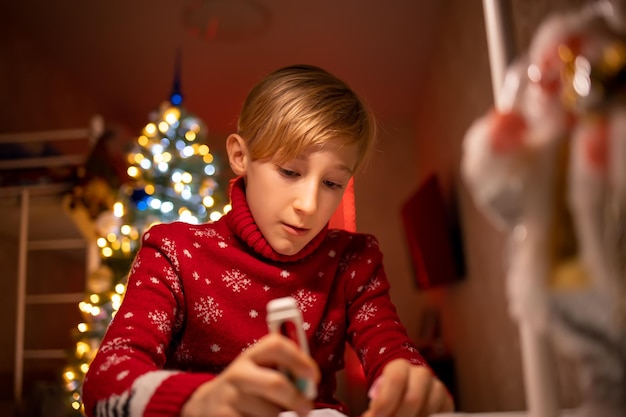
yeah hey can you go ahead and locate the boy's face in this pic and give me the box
[244,144,358,256]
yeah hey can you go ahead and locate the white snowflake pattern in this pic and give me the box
[116,370,130,381]
[156,345,164,355]
[350,270,356,279]
[193,271,200,281]
[135,280,142,287]
[293,289,316,312]
[193,242,201,248]
[280,270,290,278]
[129,258,141,275]
[222,269,251,292]
[148,310,171,334]
[163,265,181,293]
[205,278,211,285]
[379,347,387,354]
[150,277,159,285]
[366,235,379,248]
[328,250,336,258]
[211,344,221,353]
[355,302,377,322]
[318,272,324,277]
[97,353,130,374]
[367,258,372,264]
[194,228,228,249]
[99,337,133,354]
[123,312,133,319]
[316,320,338,344]
[263,285,270,291]
[194,296,223,324]
[154,252,162,258]
[175,344,192,363]
[303,322,311,331]
[365,277,382,292]
[183,249,192,258]
[243,339,258,351]
[161,237,179,269]
[249,310,258,318]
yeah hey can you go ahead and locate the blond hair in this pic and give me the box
[237,64,376,173]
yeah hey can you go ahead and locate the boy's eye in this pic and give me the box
[278,167,299,177]
[323,180,343,190]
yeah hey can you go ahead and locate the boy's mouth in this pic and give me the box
[282,223,309,236]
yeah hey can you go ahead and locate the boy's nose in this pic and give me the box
[293,183,318,215]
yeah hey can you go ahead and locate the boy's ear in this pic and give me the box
[226,134,248,176]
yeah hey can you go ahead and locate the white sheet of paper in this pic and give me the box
[279,409,348,417]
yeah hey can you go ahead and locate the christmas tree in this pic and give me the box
[62,68,230,415]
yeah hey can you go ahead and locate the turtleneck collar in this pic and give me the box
[224,176,329,262]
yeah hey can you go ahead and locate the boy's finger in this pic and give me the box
[367,361,409,417]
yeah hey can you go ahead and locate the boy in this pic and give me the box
[83,64,453,417]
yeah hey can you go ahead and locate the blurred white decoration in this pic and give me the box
[464,1,626,416]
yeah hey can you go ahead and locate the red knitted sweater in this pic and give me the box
[82,177,425,417]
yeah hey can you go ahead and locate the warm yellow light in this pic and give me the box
[174,183,184,193]
[107,233,117,243]
[91,306,101,316]
[181,172,193,183]
[121,239,132,253]
[138,135,149,146]
[97,237,107,248]
[209,211,223,221]
[71,401,81,410]
[162,152,172,162]
[179,208,191,217]
[133,153,144,164]
[111,294,122,310]
[145,184,155,194]
[115,283,126,294]
[90,294,100,303]
[113,202,124,217]
[198,144,209,155]
[223,204,232,214]
[78,302,90,313]
[80,363,89,373]
[144,123,157,136]
[185,131,196,141]
[158,121,169,133]
[64,371,75,381]
[77,323,87,332]
[127,166,139,178]
[203,154,214,164]
[112,240,121,250]
[164,107,180,124]
[120,225,131,235]
[102,247,113,258]
[203,196,215,207]
[76,341,90,356]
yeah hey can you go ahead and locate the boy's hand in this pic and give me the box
[181,333,320,417]
[363,359,454,417]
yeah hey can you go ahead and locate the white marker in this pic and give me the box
[266,296,317,400]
